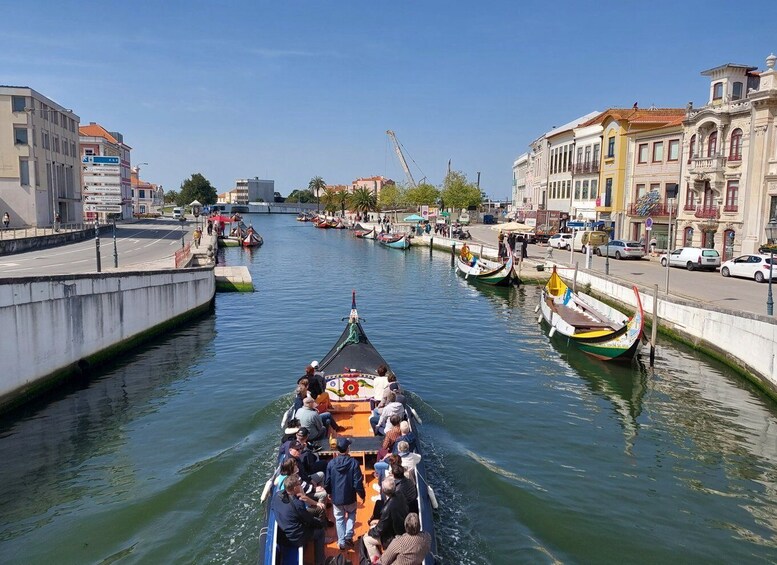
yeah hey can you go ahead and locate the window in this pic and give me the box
[713,82,723,100]
[638,143,648,163]
[71,141,76,156]
[590,179,598,199]
[689,135,696,162]
[668,139,680,161]
[585,145,591,165]
[607,136,615,158]
[683,226,694,246]
[725,180,739,210]
[732,82,743,101]
[592,143,600,164]
[42,131,49,150]
[577,147,583,164]
[12,95,26,112]
[604,178,613,206]
[139,189,146,199]
[62,141,69,156]
[729,129,742,160]
[85,148,94,155]
[52,111,59,126]
[684,185,695,209]
[574,180,581,200]
[562,147,568,172]
[53,137,60,154]
[635,183,646,199]
[582,180,589,199]
[652,141,664,162]
[14,127,28,145]
[708,132,717,157]
[650,183,660,195]
[19,159,30,185]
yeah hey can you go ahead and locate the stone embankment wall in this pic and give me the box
[414,234,777,398]
[0,225,111,256]
[0,267,215,410]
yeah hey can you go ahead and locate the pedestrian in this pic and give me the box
[649,236,657,256]
[54,213,61,232]
[3,211,10,229]
[324,437,365,551]
[193,227,202,248]
[521,236,528,259]
[498,231,507,261]
[207,219,213,236]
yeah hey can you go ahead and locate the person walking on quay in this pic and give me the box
[193,227,202,248]
[54,213,61,232]
[206,219,213,236]
[3,212,10,229]
[324,437,365,551]
[649,236,657,256]
[521,235,528,259]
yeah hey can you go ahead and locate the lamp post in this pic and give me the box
[765,217,777,316]
[190,199,202,230]
[112,215,118,268]
[604,224,612,275]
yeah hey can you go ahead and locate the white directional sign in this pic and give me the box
[85,205,123,213]
[84,195,122,204]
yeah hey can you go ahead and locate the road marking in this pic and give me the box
[0,262,19,267]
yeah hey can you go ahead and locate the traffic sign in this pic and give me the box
[82,155,120,165]
[85,196,122,204]
[645,217,653,231]
[94,205,122,212]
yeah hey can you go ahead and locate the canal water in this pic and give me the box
[2,214,777,564]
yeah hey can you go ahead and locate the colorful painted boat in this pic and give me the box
[353,227,376,239]
[456,252,514,286]
[242,228,263,247]
[538,266,645,361]
[260,293,438,564]
[377,233,411,249]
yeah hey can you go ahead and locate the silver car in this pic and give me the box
[594,240,645,260]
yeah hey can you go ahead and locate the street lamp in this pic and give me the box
[604,224,612,275]
[190,199,202,230]
[765,217,777,316]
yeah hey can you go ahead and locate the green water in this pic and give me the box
[1,214,776,564]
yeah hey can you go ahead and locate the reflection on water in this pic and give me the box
[0,215,776,564]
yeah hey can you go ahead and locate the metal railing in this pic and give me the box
[627,202,673,217]
[0,223,94,240]
[572,161,600,174]
[694,206,720,219]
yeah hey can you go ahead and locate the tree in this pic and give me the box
[441,171,482,210]
[405,182,440,207]
[320,188,340,214]
[350,187,377,216]
[378,183,404,211]
[178,173,217,206]
[308,176,326,212]
[163,190,179,204]
[286,189,314,203]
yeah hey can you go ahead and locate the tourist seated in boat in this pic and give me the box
[374,453,401,488]
[460,243,476,266]
[380,415,404,455]
[292,427,329,473]
[375,513,431,565]
[274,457,327,510]
[324,437,365,551]
[293,378,311,412]
[271,474,326,565]
[390,463,418,513]
[306,361,327,400]
[363,477,409,561]
[371,365,390,410]
[370,391,405,436]
[285,440,326,499]
[392,421,417,454]
[295,396,345,441]
[396,441,422,479]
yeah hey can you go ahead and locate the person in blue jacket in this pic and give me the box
[271,475,325,565]
[324,437,366,550]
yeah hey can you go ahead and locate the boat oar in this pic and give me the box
[261,463,282,503]
[408,405,423,424]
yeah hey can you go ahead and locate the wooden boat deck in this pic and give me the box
[304,402,381,564]
[549,299,621,331]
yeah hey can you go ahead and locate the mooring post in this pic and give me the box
[430,236,433,256]
[451,242,456,265]
[650,284,659,366]
[573,263,578,293]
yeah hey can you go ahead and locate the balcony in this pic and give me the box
[572,161,600,174]
[722,204,738,213]
[627,201,674,217]
[689,156,727,174]
[695,205,720,219]
[683,203,697,212]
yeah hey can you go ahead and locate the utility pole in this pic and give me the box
[95,221,102,272]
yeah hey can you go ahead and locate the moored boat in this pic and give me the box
[377,233,411,249]
[455,252,514,286]
[260,293,438,564]
[538,266,645,361]
[242,227,263,247]
[353,227,376,239]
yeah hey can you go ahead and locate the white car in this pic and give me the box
[720,254,777,282]
[660,247,721,271]
[548,233,573,249]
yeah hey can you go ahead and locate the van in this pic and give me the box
[660,247,721,271]
[172,207,184,220]
[458,211,471,225]
[572,230,608,253]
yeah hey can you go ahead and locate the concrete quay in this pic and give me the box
[408,225,777,401]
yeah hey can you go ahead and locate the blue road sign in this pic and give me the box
[645,217,653,229]
[82,156,120,165]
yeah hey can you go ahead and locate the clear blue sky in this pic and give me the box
[3,1,776,199]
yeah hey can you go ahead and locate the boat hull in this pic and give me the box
[456,254,514,286]
[377,234,410,249]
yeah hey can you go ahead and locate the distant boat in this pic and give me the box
[377,233,410,249]
[242,228,263,247]
[538,266,645,361]
[456,253,514,286]
[353,227,376,239]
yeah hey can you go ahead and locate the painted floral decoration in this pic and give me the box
[342,379,360,396]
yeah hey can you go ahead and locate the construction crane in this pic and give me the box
[386,130,417,188]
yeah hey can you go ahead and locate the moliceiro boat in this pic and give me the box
[538,266,645,361]
[260,293,437,565]
[377,233,411,249]
[353,227,376,239]
[455,250,515,286]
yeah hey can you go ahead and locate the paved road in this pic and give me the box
[467,223,775,317]
[0,219,195,277]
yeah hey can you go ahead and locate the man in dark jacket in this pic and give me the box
[324,437,365,550]
[271,475,325,565]
[363,477,409,561]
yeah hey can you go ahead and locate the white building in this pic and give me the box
[570,122,603,223]
[0,86,81,227]
[511,153,528,212]
[79,123,132,221]
[236,177,275,203]
[525,135,548,211]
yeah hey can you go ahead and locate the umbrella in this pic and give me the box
[210,214,232,224]
[441,211,450,217]
[490,221,533,233]
[404,214,425,222]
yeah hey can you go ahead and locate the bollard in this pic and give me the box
[429,237,433,256]
[95,225,102,272]
[573,263,578,293]
[112,218,119,268]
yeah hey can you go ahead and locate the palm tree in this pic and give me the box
[320,188,339,214]
[350,187,377,218]
[308,176,326,213]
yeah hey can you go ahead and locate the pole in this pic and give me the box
[95,221,101,273]
[768,249,774,316]
[181,220,185,249]
[112,217,118,268]
[605,230,610,276]
[665,199,673,294]
[650,284,658,366]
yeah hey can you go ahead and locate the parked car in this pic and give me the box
[458,211,471,225]
[660,247,721,271]
[548,233,573,249]
[572,230,609,253]
[720,254,777,282]
[172,207,185,220]
[595,240,645,259]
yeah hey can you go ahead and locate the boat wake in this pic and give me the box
[464,449,547,492]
